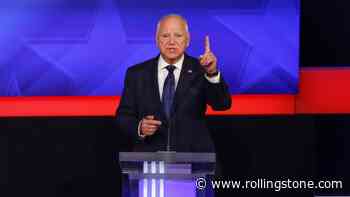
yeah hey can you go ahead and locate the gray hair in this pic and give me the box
[156,14,189,37]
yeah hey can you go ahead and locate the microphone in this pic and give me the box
[166,110,176,152]
[157,114,175,154]
[166,116,172,151]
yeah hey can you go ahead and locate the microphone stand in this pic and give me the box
[166,116,172,152]
[157,115,176,159]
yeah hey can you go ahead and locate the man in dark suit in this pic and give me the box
[116,14,231,152]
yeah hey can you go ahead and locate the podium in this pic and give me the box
[119,152,216,197]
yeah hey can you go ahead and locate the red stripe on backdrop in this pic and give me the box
[296,68,350,114]
[0,96,119,117]
[0,68,350,117]
[0,95,293,117]
[206,95,295,115]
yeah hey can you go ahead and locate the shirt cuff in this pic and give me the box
[205,72,221,83]
[138,120,146,139]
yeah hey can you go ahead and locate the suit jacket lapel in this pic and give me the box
[172,55,199,115]
[146,56,168,123]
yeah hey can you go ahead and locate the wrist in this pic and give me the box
[206,70,219,77]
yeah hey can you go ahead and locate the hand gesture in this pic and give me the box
[140,115,162,136]
[199,35,218,75]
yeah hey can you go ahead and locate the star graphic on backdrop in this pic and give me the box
[4,0,299,96]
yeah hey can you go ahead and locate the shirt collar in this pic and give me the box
[158,54,184,71]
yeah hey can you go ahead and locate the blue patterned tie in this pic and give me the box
[162,65,176,120]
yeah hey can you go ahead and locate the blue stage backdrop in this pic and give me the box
[0,0,299,96]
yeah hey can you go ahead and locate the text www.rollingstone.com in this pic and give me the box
[195,178,343,192]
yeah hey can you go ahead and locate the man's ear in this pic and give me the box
[155,35,159,48]
[186,33,191,47]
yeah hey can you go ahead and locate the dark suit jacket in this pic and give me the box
[116,54,231,152]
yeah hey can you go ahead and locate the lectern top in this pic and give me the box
[119,151,215,163]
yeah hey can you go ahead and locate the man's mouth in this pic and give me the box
[167,48,176,53]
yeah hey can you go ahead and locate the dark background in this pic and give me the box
[4,116,350,196]
[3,0,350,196]
[301,0,350,67]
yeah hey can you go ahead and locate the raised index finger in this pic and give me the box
[205,35,211,53]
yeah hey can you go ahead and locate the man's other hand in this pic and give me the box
[140,115,162,136]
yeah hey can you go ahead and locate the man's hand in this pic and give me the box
[199,35,218,75]
[140,115,162,136]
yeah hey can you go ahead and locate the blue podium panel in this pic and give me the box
[119,152,215,197]
[137,161,196,197]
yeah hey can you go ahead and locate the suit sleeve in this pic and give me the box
[205,74,232,111]
[115,68,140,141]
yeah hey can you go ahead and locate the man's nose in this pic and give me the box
[169,36,175,44]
